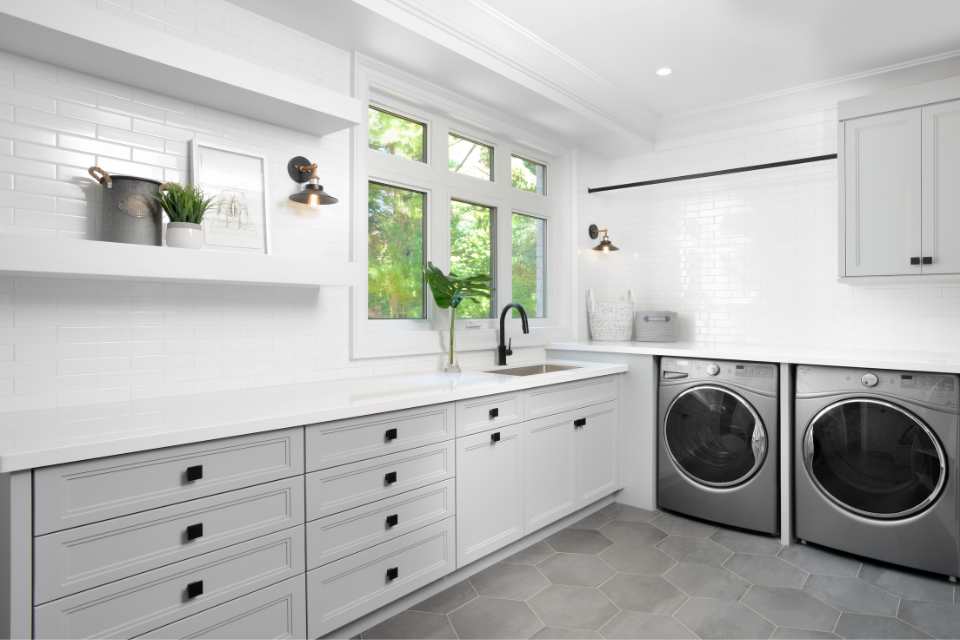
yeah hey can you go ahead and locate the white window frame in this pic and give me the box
[351,58,572,360]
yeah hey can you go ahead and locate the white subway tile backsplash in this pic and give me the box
[0,138,10,156]
[15,108,97,137]
[57,133,130,159]
[130,147,181,169]
[97,93,165,122]
[0,87,56,113]
[96,125,164,151]
[0,120,57,146]
[15,141,95,168]
[58,101,132,130]
[0,190,56,211]
[0,173,11,190]
[94,156,164,181]
[132,118,193,141]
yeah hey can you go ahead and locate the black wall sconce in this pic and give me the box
[588,224,619,252]
[287,156,338,207]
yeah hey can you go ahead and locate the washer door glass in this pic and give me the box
[664,386,767,487]
[804,399,946,519]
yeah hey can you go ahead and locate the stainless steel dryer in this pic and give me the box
[658,357,780,535]
[795,365,960,578]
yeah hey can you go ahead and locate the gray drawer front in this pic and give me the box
[136,575,306,639]
[307,517,455,638]
[305,441,454,520]
[34,527,305,640]
[306,404,454,471]
[34,428,304,534]
[35,477,305,603]
[306,479,455,569]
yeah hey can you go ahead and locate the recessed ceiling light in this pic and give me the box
[656,67,672,77]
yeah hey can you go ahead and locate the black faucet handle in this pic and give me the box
[506,338,513,355]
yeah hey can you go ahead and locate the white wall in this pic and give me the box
[578,109,960,356]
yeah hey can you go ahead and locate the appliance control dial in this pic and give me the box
[861,373,879,387]
[706,364,721,376]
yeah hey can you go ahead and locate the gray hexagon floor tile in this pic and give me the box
[674,598,774,639]
[711,529,783,555]
[778,544,860,577]
[532,627,602,639]
[771,628,839,639]
[546,528,614,554]
[600,573,687,613]
[725,553,809,588]
[600,543,675,574]
[658,535,733,567]
[470,562,549,600]
[612,504,660,523]
[898,600,960,639]
[410,580,477,614]
[539,553,615,586]
[803,575,899,616]
[506,542,556,566]
[665,562,750,601]
[743,586,840,632]
[653,513,719,538]
[529,585,619,630]
[365,610,457,639]
[834,613,930,639]
[600,521,668,547]
[600,611,695,639]
[574,507,620,530]
[859,563,956,604]
[449,597,544,639]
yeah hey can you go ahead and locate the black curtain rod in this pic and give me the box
[587,153,838,194]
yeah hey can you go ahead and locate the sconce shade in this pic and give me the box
[588,223,619,252]
[287,155,338,206]
[290,182,338,206]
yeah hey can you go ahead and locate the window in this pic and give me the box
[368,182,426,319]
[448,133,493,181]
[450,200,494,319]
[368,106,426,162]
[512,213,546,317]
[511,155,546,194]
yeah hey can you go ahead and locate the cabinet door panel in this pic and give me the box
[523,414,576,533]
[456,424,523,567]
[843,109,922,276]
[922,99,960,274]
[574,402,619,507]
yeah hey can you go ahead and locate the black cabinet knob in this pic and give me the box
[489,407,499,419]
[384,471,398,485]
[185,523,204,541]
[185,465,203,482]
[385,428,398,441]
[386,513,399,528]
[186,580,204,599]
[574,418,587,428]
[910,256,921,265]
[490,432,501,443]
[386,567,399,581]
[922,256,934,265]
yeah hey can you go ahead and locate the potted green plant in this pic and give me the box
[155,183,215,249]
[425,262,491,373]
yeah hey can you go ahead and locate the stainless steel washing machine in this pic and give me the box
[658,357,780,535]
[795,365,960,578]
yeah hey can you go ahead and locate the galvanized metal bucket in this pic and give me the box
[88,166,163,246]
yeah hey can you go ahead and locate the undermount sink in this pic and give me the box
[486,364,581,376]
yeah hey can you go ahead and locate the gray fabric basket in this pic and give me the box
[633,311,677,342]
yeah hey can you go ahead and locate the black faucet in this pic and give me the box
[497,303,530,366]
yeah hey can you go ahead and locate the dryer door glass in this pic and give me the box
[664,386,767,487]
[804,399,946,519]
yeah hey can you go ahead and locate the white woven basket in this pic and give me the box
[634,310,677,342]
[586,290,634,341]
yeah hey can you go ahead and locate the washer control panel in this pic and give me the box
[706,363,721,376]
[797,365,960,411]
[661,357,777,393]
[861,373,879,387]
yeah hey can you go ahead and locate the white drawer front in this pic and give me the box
[305,442,454,520]
[34,428,304,535]
[524,376,618,419]
[455,392,523,437]
[307,479,455,569]
[136,575,306,640]
[307,518,455,638]
[35,477,305,603]
[306,404,454,471]
[34,527,305,640]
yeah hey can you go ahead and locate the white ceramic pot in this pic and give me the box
[165,222,203,249]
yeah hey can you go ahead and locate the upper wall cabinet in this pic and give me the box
[839,76,960,278]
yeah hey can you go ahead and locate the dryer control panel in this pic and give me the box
[661,357,778,393]
[796,365,959,411]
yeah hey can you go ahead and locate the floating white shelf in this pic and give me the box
[0,3,362,136]
[0,236,358,287]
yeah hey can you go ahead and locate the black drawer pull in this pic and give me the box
[384,471,398,485]
[574,418,587,428]
[185,465,203,482]
[386,567,399,581]
[922,256,934,265]
[489,407,499,419]
[186,580,204,599]
[910,256,921,265]
[185,523,204,541]
[386,514,399,528]
[491,431,501,443]
[384,428,398,441]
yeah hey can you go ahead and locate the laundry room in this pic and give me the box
[1,1,960,639]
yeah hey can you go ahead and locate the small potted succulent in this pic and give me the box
[156,183,215,249]
[425,262,491,373]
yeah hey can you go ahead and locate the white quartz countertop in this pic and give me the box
[0,360,626,473]
[549,341,960,374]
